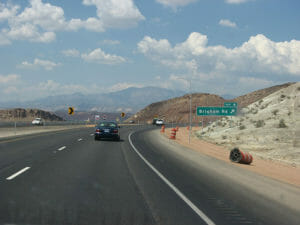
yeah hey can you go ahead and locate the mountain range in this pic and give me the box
[0,87,185,113]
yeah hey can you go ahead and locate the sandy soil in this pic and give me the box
[162,126,300,187]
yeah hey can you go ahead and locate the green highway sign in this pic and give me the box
[224,102,238,108]
[197,107,237,116]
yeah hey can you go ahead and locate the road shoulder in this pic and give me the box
[161,127,300,187]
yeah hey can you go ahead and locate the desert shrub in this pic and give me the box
[272,109,279,115]
[297,87,300,91]
[255,120,265,128]
[239,125,246,130]
[288,111,292,116]
[281,94,286,98]
[251,108,258,114]
[259,99,263,104]
[222,135,227,139]
[279,119,287,128]
[236,136,240,140]
[216,121,222,126]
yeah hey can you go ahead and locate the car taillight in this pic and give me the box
[96,129,100,133]
[113,129,118,133]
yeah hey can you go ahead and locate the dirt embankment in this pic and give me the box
[161,127,300,187]
[196,82,300,166]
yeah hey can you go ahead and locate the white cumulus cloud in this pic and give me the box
[219,19,237,28]
[82,0,145,29]
[62,49,80,57]
[0,0,144,44]
[20,58,61,70]
[137,32,300,76]
[81,48,126,65]
[0,74,20,84]
[156,0,197,10]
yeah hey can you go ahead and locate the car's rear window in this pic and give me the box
[98,122,117,127]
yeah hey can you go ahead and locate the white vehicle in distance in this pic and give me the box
[155,119,164,126]
[32,118,44,126]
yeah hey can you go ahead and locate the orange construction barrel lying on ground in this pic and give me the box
[160,125,165,133]
[169,128,177,139]
[230,148,253,164]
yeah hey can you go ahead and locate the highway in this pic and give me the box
[0,125,299,225]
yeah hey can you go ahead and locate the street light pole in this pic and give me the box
[189,79,192,144]
[177,77,193,144]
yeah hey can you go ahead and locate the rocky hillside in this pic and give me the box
[127,82,294,124]
[232,82,293,108]
[195,82,300,166]
[0,108,64,121]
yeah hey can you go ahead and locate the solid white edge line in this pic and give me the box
[128,132,216,225]
[58,146,66,151]
[90,134,94,136]
[6,167,31,180]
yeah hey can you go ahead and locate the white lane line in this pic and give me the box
[90,134,94,136]
[6,167,31,180]
[78,138,83,142]
[128,132,216,225]
[58,146,66,151]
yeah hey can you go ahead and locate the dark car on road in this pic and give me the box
[94,122,120,141]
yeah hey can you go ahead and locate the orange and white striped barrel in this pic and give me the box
[230,148,253,164]
[160,125,165,133]
[169,128,177,139]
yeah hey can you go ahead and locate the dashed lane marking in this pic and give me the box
[58,146,66,151]
[6,167,31,180]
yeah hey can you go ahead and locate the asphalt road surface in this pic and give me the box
[0,125,299,225]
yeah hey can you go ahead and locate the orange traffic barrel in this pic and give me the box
[230,148,253,164]
[169,128,177,139]
[160,125,165,133]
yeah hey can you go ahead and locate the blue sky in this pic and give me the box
[0,0,299,102]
